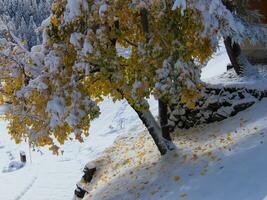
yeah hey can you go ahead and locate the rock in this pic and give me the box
[74,162,97,199]
[211,113,228,122]
[2,161,25,173]
[74,185,86,199]
[83,166,96,183]
[232,102,255,115]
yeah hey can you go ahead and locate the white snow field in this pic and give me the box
[2,47,267,200]
[0,98,157,200]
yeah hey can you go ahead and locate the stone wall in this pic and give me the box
[168,87,267,131]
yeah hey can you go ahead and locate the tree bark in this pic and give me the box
[158,99,171,141]
[128,101,171,155]
[224,36,243,75]
[222,0,247,75]
[135,109,169,155]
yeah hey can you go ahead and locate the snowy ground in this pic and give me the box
[82,98,267,200]
[2,46,267,200]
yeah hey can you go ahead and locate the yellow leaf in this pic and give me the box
[51,15,59,27]
[180,193,188,198]
[191,154,198,161]
[174,176,181,182]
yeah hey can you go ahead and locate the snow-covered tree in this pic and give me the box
[0,0,267,155]
[0,0,52,48]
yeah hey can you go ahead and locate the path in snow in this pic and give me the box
[15,176,37,200]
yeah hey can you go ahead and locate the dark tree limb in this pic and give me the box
[124,39,138,47]
[221,0,252,76]
[159,99,171,141]
[140,8,149,34]
[224,36,243,75]
[140,8,150,42]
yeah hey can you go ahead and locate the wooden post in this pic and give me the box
[20,151,26,163]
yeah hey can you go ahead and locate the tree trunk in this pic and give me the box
[158,99,171,141]
[128,101,171,155]
[224,36,243,75]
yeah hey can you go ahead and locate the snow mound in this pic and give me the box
[2,161,25,173]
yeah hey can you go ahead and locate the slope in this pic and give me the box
[83,94,267,200]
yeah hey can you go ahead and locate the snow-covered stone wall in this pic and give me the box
[168,86,267,130]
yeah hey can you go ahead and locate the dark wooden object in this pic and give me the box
[20,151,26,163]
[74,166,96,199]
[82,166,96,183]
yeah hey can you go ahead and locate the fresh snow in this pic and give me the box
[84,98,267,200]
[0,98,157,200]
[1,47,267,200]
[201,43,229,79]
[204,65,267,91]
[172,0,187,14]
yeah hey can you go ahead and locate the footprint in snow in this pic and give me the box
[6,151,15,160]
